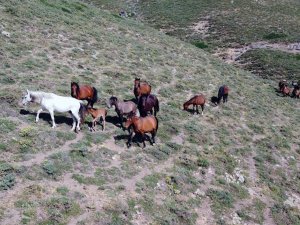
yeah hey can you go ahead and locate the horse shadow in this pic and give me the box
[105,115,124,128]
[114,131,152,147]
[211,96,219,106]
[19,109,73,126]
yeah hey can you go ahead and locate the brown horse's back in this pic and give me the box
[135,116,157,133]
[186,95,205,106]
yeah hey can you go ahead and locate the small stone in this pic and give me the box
[2,31,10,38]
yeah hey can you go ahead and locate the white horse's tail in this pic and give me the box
[79,103,87,124]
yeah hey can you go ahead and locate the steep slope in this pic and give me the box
[0,0,299,224]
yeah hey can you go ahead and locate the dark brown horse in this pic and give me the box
[183,94,206,115]
[138,94,159,117]
[217,85,229,104]
[291,87,300,98]
[71,82,98,107]
[107,96,137,129]
[124,114,158,148]
[133,78,151,100]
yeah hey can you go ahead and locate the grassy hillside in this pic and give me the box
[0,0,299,224]
[90,0,300,81]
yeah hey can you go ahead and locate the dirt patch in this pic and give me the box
[189,20,210,38]
[214,41,300,64]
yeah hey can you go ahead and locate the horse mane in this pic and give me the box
[29,91,54,103]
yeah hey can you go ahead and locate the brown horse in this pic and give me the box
[281,85,291,97]
[82,107,107,131]
[133,78,151,100]
[107,96,137,129]
[183,94,206,115]
[71,82,98,107]
[124,114,158,148]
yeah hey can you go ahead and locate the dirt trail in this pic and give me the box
[13,132,84,168]
[214,41,300,64]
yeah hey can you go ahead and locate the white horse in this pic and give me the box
[22,90,83,131]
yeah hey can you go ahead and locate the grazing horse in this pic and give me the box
[138,94,159,117]
[217,85,229,104]
[124,114,158,148]
[183,94,206,115]
[291,87,300,98]
[71,82,98,107]
[22,90,84,132]
[279,80,287,92]
[281,85,291,97]
[81,106,107,131]
[107,96,137,129]
[133,78,151,100]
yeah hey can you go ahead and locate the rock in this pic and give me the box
[194,188,205,197]
[1,31,10,38]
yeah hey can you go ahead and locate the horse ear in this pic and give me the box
[26,89,29,94]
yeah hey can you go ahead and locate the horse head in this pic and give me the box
[71,82,79,97]
[134,78,140,87]
[22,90,32,105]
[107,96,118,108]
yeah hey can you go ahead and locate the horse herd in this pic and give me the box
[278,80,300,98]
[22,79,229,148]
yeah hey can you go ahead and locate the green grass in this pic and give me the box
[0,0,299,224]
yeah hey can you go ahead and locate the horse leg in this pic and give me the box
[201,104,204,116]
[70,114,76,131]
[102,116,105,131]
[127,130,134,148]
[196,105,199,114]
[72,110,81,132]
[141,133,146,149]
[193,105,195,114]
[36,108,43,122]
[151,131,156,145]
[49,110,56,128]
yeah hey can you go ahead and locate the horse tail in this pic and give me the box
[155,98,159,112]
[79,103,86,124]
[155,116,159,132]
[92,87,98,105]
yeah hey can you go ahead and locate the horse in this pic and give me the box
[291,87,300,98]
[138,94,159,117]
[71,82,98,107]
[133,78,151,100]
[124,114,158,148]
[281,85,291,97]
[217,85,229,104]
[22,90,84,132]
[81,106,107,131]
[183,94,206,115]
[107,96,137,129]
[279,80,287,92]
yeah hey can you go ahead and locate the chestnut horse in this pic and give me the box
[124,114,158,148]
[71,82,98,107]
[183,94,206,115]
[217,85,229,104]
[138,94,159,117]
[133,78,151,100]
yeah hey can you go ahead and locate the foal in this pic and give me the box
[81,106,107,131]
[183,94,206,115]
